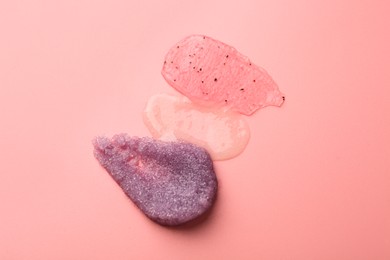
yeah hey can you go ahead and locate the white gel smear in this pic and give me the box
[143,93,250,160]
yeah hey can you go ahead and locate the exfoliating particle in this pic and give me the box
[162,35,285,115]
[93,134,218,226]
[143,93,250,160]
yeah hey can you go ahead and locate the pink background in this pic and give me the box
[1,0,389,259]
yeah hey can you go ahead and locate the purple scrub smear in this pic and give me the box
[93,134,218,226]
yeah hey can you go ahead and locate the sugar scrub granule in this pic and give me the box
[162,35,285,116]
[93,134,218,226]
[143,93,250,160]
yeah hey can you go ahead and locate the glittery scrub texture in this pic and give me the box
[93,134,218,226]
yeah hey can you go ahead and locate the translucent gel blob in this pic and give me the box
[143,94,250,160]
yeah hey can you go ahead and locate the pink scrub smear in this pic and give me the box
[162,35,285,116]
[143,93,250,160]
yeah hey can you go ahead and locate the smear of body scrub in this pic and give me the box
[143,93,250,160]
[92,35,284,227]
[93,134,218,226]
[162,35,285,116]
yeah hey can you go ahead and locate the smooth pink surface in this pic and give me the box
[1,0,389,259]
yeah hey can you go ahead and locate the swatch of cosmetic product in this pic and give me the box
[162,35,284,116]
[143,93,250,160]
[93,134,218,226]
